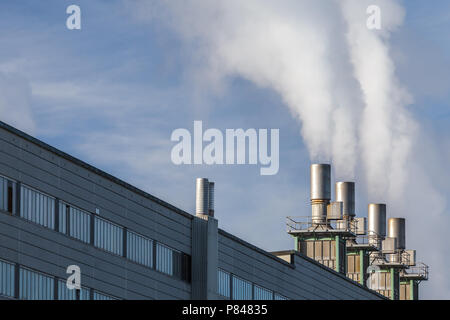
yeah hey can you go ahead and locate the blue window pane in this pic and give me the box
[0,176,16,213]
[70,206,91,243]
[156,243,174,275]
[94,216,123,255]
[217,269,231,298]
[127,231,153,268]
[58,279,90,300]
[254,285,273,300]
[232,276,252,300]
[19,268,54,300]
[274,293,289,300]
[93,291,118,300]
[20,185,55,229]
[0,259,15,297]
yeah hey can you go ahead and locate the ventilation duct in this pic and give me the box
[208,181,215,217]
[195,178,209,217]
[388,218,406,250]
[335,182,355,217]
[368,203,386,248]
[310,164,331,224]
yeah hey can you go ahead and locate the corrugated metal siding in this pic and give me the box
[0,127,191,300]
[218,232,382,300]
[0,124,385,301]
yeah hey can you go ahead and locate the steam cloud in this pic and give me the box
[135,0,450,297]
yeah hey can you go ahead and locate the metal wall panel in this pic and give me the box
[218,232,383,300]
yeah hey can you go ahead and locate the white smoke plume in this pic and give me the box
[132,0,450,298]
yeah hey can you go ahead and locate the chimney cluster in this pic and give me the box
[307,163,421,268]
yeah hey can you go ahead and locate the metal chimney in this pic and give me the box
[310,164,331,224]
[208,181,215,217]
[335,182,355,217]
[388,218,405,250]
[196,178,209,217]
[368,203,386,247]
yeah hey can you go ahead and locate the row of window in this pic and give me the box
[0,259,118,300]
[0,175,191,282]
[217,269,288,300]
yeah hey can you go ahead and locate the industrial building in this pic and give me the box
[286,164,429,300]
[0,121,424,300]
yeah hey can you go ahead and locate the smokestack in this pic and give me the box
[196,178,209,217]
[368,203,386,248]
[388,218,405,250]
[335,182,355,218]
[208,181,215,217]
[310,164,331,224]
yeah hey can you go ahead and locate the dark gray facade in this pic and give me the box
[0,121,383,300]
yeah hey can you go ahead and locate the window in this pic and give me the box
[254,285,273,300]
[59,202,91,243]
[0,259,15,298]
[127,231,153,268]
[156,243,173,276]
[180,253,191,282]
[274,293,289,300]
[20,185,55,229]
[217,269,231,298]
[0,176,16,214]
[94,216,123,255]
[93,291,118,300]
[57,279,90,300]
[19,267,54,300]
[232,276,252,300]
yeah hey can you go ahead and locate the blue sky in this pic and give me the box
[0,0,449,298]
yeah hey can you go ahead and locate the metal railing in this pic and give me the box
[401,263,429,280]
[377,249,410,265]
[354,233,380,245]
[286,216,357,234]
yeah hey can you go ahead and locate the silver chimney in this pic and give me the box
[335,182,355,217]
[196,178,209,217]
[310,164,331,224]
[367,203,386,248]
[208,181,215,217]
[388,218,405,250]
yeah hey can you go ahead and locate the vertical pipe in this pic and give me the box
[359,250,364,286]
[310,164,331,224]
[390,268,395,300]
[208,182,215,217]
[335,182,355,217]
[387,218,406,250]
[368,203,386,248]
[335,235,340,273]
[196,178,209,217]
